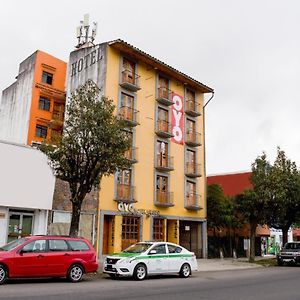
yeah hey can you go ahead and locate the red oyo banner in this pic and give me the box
[171,93,184,145]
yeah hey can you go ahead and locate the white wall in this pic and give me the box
[0,53,36,144]
[0,207,8,246]
[0,141,55,210]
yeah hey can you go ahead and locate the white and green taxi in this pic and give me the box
[103,242,197,280]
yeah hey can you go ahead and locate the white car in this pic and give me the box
[103,241,198,280]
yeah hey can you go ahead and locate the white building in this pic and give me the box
[0,140,55,246]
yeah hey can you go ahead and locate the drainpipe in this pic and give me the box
[203,91,214,258]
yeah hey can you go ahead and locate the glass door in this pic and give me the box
[7,212,34,243]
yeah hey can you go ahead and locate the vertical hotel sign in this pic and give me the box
[171,93,184,144]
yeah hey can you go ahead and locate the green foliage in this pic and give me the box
[207,184,235,230]
[39,80,131,236]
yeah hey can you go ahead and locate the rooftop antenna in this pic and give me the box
[75,14,98,49]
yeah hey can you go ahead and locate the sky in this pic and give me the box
[1,0,300,175]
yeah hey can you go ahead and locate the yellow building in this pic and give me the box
[67,39,213,258]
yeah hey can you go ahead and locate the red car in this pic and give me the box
[0,235,98,284]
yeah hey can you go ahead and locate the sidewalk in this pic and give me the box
[197,255,276,272]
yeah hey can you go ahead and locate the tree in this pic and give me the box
[39,80,131,237]
[235,153,271,262]
[207,184,236,256]
[267,148,300,245]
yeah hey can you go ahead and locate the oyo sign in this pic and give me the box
[117,202,135,213]
[171,93,184,145]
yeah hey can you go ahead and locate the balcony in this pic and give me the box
[156,87,174,106]
[115,184,136,203]
[124,147,138,164]
[155,120,174,138]
[185,99,201,117]
[120,69,141,92]
[155,154,174,172]
[48,110,64,130]
[185,193,202,210]
[155,191,174,207]
[185,162,202,178]
[119,106,139,127]
[185,130,201,147]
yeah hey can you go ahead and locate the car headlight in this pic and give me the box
[119,258,135,264]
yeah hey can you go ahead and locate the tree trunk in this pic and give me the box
[69,201,82,237]
[282,226,289,246]
[249,222,257,263]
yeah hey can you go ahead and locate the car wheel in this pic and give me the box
[179,263,191,278]
[67,264,84,283]
[133,263,147,281]
[0,265,7,285]
[277,259,283,266]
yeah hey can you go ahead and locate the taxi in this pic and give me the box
[103,241,197,280]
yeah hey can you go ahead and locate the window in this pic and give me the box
[186,119,196,134]
[158,76,169,99]
[49,239,68,251]
[122,217,139,240]
[117,169,131,186]
[22,239,46,253]
[153,218,165,241]
[167,244,182,254]
[39,97,50,111]
[157,107,169,132]
[156,175,168,193]
[151,244,166,254]
[42,71,53,85]
[156,140,169,167]
[122,58,136,84]
[186,149,196,164]
[68,240,90,251]
[186,181,196,195]
[35,124,47,138]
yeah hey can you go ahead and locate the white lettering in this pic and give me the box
[173,126,183,142]
[173,95,183,111]
[173,110,182,126]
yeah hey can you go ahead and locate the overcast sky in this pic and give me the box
[1,0,300,175]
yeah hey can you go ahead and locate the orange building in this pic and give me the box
[0,50,67,145]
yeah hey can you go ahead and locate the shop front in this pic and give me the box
[99,203,206,258]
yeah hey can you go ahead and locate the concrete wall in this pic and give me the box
[67,43,107,97]
[0,140,55,210]
[0,52,36,144]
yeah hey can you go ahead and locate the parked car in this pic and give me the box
[0,235,98,284]
[277,242,300,266]
[103,241,197,280]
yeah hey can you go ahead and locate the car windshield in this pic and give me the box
[0,238,28,251]
[123,243,152,253]
[283,243,300,250]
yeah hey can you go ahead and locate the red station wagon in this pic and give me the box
[0,235,98,284]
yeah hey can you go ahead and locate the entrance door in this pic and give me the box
[121,216,140,250]
[179,221,202,258]
[8,212,34,243]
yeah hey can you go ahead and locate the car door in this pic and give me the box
[146,244,168,274]
[12,239,47,277]
[44,239,72,276]
[167,244,184,272]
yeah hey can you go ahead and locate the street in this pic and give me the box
[1,267,300,300]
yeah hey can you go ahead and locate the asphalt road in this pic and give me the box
[1,267,300,300]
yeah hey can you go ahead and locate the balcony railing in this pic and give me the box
[120,69,141,92]
[48,110,64,129]
[155,191,174,207]
[185,162,202,178]
[185,192,202,210]
[185,130,201,147]
[115,184,136,203]
[119,106,139,126]
[155,120,174,138]
[155,154,174,172]
[185,99,201,117]
[124,147,138,164]
[156,87,174,106]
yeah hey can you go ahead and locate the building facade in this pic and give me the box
[0,140,55,246]
[207,171,293,256]
[0,50,67,146]
[67,40,213,258]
